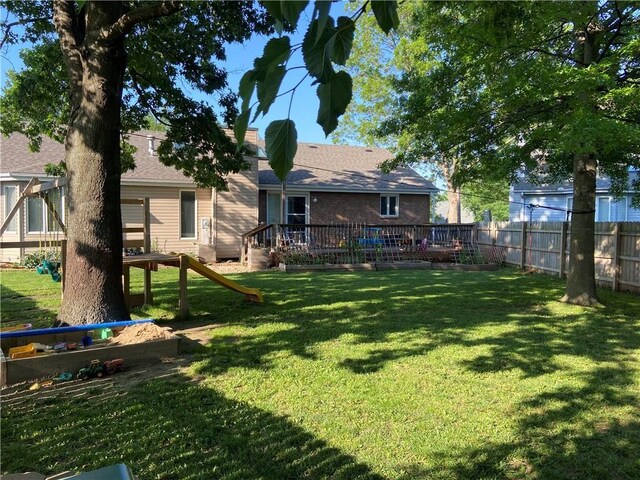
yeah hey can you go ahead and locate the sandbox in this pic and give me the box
[0,321,180,387]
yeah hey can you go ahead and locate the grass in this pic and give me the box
[1,266,640,479]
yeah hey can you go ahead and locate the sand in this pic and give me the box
[109,323,173,345]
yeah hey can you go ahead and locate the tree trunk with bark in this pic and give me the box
[56,2,129,324]
[447,181,461,224]
[562,152,599,306]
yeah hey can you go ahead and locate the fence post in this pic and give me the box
[559,221,568,279]
[520,221,527,269]
[612,222,621,291]
[490,222,497,245]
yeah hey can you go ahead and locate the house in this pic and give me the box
[1,130,436,262]
[509,174,640,222]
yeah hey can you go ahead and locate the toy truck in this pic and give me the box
[103,358,125,375]
[77,359,104,380]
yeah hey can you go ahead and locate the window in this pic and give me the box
[3,186,18,233]
[47,188,65,232]
[27,196,45,233]
[286,196,306,225]
[180,191,196,238]
[596,196,628,222]
[380,195,398,217]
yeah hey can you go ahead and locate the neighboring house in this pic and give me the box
[509,174,640,222]
[1,131,435,262]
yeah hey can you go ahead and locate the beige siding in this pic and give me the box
[214,158,259,259]
[121,185,212,254]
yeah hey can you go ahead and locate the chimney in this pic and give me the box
[147,135,156,155]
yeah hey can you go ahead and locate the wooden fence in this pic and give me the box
[476,221,640,293]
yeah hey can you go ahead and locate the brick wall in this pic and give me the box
[258,191,430,224]
[310,192,430,224]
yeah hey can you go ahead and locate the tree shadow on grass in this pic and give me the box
[181,269,640,479]
[1,376,384,480]
[396,363,640,479]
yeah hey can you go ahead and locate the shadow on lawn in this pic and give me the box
[184,269,640,479]
[0,283,59,328]
[1,377,384,480]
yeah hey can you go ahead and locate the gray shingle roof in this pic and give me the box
[1,131,194,183]
[1,133,435,193]
[258,143,435,193]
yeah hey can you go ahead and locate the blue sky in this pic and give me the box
[0,2,348,145]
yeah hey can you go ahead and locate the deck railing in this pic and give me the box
[242,223,482,265]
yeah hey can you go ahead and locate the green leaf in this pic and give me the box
[239,70,256,112]
[262,1,308,30]
[265,119,298,181]
[302,18,336,84]
[316,71,352,136]
[313,0,332,44]
[234,108,251,153]
[76,0,87,12]
[261,1,283,22]
[253,36,291,81]
[281,1,309,29]
[332,17,355,65]
[370,0,399,34]
[256,65,286,116]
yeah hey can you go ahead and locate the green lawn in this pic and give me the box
[1,267,639,479]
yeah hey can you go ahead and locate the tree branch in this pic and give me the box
[103,1,181,42]
[0,16,52,50]
[53,0,83,106]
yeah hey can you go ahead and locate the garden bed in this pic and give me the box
[279,261,499,273]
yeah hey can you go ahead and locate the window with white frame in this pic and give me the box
[566,196,573,221]
[380,195,399,217]
[180,191,196,238]
[27,196,45,233]
[3,186,18,233]
[596,195,628,221]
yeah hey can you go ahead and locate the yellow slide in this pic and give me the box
[183,255,263,303]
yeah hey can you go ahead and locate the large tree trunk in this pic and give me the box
[447,181,461,224]
[58,3,130,324]
[562,152,599,306]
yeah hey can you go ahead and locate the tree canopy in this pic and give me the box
[370,1,639,304]
[1,1,273,189]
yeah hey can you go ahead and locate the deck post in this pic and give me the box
[143,198,152,304]
[179,255,189,320]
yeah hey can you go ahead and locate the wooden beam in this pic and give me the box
[1,240,65,249]
[42,193,66,233]
[29,177,67,194]
[179,254,189,320]
[0,178,39,236]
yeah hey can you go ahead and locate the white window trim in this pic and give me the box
[26,196,46,234]
[179,190,197,240]
[379,194,399,218]
[25,190,66,234]
[596,195,628,222]
[285,194,309,225]
[3,185,18,233]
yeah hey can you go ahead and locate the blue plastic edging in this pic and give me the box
[0,319,155,339]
